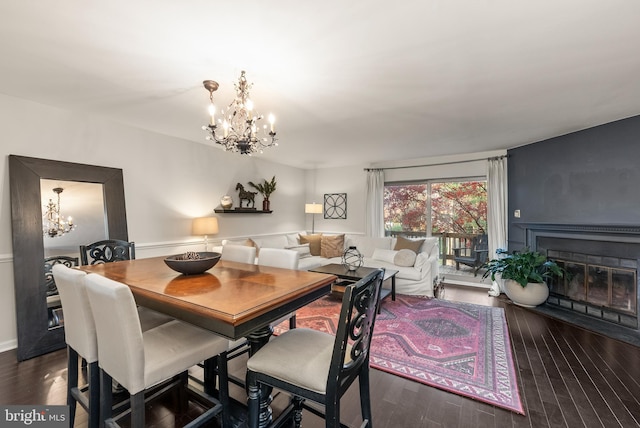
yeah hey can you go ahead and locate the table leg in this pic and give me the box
[246,326,274,428]
[391,275,396,300]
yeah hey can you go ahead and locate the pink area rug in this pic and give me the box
[274,294,524,414]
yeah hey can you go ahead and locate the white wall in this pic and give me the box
[304,165,369,234]
[0,93,308,351]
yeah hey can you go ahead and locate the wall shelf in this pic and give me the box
[214,208,272,214]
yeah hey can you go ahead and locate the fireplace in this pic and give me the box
[520,224,640,345]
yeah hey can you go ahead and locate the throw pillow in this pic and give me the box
[394,236,424,253]
[371,248,398,264]
[394,249,417,267]
[299,234,322,256]
[421,238,437,256]
[285,243,312,259]
[321,234,345,258]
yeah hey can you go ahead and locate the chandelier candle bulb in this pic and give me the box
[208,104,215,125]
[269,114,275,132]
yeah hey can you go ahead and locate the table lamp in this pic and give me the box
[305,203,323,234]
[192,217,219,251]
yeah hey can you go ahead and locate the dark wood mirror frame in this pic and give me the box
[9,155,128,361]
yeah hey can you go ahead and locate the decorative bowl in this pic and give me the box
[164,251,221,275]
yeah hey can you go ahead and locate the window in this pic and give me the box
[384,179,487,236]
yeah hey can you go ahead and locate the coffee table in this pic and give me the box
[309,264,398,311]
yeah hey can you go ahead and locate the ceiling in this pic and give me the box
[2,1,640,169]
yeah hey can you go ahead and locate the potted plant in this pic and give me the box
[482,248,568,307]
[248,176,277,211]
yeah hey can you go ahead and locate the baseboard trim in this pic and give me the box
[0,339,17,354]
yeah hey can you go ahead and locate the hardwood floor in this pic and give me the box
[1,284,639,427]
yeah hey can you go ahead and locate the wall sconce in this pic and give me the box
[305,203,323,234]
[192,217,219,251]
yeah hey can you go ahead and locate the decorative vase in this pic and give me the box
[504,279,549,307]
[220,195,233,210]
[342,246,363,271]
[263,199,270,211]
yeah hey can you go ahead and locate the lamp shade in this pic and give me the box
[305,203,323,214]
[192,217,219,235]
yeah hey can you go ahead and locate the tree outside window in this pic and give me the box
[384,180,487,235]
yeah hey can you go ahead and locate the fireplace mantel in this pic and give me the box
[516,223,640,249]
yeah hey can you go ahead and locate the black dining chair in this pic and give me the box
[246,268,385,428]
[80,239,135,265]
[44,255,79,328]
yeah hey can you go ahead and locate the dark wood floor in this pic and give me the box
[2,284,640,427]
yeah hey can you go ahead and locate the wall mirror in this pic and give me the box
[9,155,128,361]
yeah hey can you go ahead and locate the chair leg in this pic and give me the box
[99,370,113,428]
[176,372,189,415]
[67,347,78,426]
[246,372,261,428]
[203,353,230,428]
[325,396,340,428]
[130,391,145,428]
[289,314,297,329]
[292,396,304,428]
[88,362,101,428]
[203,357,217,396]
[359,368,372,427]
[217,352,231,428]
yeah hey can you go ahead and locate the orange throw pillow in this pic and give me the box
[299,234,323,256]
[321,234,345,258]
[394,236,424,253]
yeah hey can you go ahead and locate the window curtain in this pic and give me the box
[487,156,508,295]
[365,169,385,237]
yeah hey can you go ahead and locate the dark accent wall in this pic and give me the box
[508,115,640,249]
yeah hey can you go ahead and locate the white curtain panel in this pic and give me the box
[365,169,385,237]
[487,156,508,295]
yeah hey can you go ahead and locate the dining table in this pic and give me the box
[78,255,337,427]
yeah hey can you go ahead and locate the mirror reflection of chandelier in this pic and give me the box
[202,70,277,155]
[43,187,75,238]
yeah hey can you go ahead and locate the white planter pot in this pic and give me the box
[504,279,549,307]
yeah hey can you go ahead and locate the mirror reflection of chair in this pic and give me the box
[247,268,385,428]
[44,256,79,328]
[84,272,231,428]
[52,265,175,428]
[80,239,135,265]
[258,248,300,329]
[221,244,256,264]
[453,234,489,276]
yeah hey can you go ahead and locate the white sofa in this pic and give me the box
[215,233,439,297]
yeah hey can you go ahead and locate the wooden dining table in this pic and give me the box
[78,255,337,426]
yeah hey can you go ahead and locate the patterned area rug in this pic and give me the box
[274,294,524,414]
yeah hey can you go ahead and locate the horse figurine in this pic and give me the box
[236,183,257,208]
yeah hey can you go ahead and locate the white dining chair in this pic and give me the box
[258,248,300,329]
[221,244,257,264]
[83,272,231,427]
[257,248,299,270]
[52,265,173,428]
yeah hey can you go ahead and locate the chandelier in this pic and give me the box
[43,187,75,238]
[202,71,277,155]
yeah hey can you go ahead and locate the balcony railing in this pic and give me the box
[385,230,483,265]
